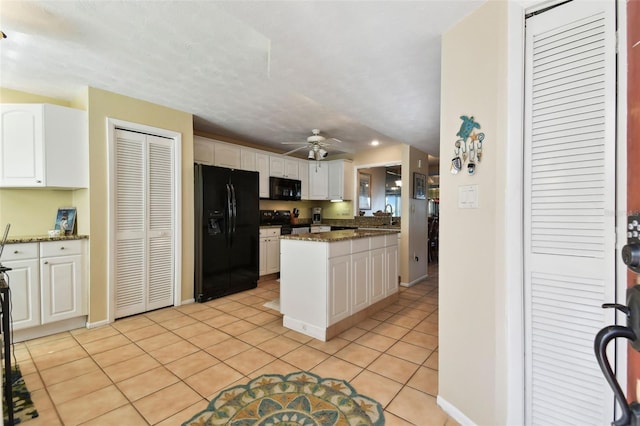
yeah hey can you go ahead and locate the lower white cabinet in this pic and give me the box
[351,251,370,315]
[41,240,84,323]
[2,243,40,330]
[259,228,280,276]
[3,240,86,334]
[370,248,385,303]
[281,232,399,340]
[328,255,350,324]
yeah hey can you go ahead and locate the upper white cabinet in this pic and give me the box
[194,137,243,169]
[214,142,241,169]
[256,153,270,198]
[299,159,309,199]
[308,162,329,200]
[240,147,256,171]
[192,135,352,201]
[328,159,354,201]
[0,103,88,188]
[270,156,299,179]
[308,160,353,200]
[193,136,215,165]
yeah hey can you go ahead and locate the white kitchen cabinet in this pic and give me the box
[369,247,386,303]
[328,255,350,324]
[3,239,87,340]
[270,156,299,179]
[280,231,399,340]
[0,103,88,188]
[308,162,329,200]
[299,159,309,199]
[40,240,85,324]
[385,241,399,295]
[214,142,241,169]
[256,153,270,198]
[259,228,280,276]
[193,136,215,165]
[328,159,354,201]
[240,147,256,171]
[2,243,40,330]
[351,250,370,314]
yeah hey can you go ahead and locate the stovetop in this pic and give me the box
[259,210,291,226]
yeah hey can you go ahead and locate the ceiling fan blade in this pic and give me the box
[282,145,310,156]
[280,141,307,145]
[326,137,343,143]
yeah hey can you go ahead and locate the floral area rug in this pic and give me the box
[3,365,39,425]
[183,371,384,426]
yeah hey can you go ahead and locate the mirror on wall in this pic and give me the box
[357,164,401,217]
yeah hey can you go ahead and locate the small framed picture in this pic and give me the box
[55,208,77,235]
[413,173,426,200]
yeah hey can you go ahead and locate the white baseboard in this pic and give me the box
[437,396,477,426]
[13,316,87,343]
[400,274,428,287]
[86,318,110,329]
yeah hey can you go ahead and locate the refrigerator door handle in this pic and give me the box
[230,183,237,235]
[226,183,232,247]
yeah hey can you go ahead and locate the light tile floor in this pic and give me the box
[11,264,456,425]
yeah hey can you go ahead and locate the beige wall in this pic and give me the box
[401,145,429,285]
[439,1,509,424]
[0,88,77,235]
[84,87,193,323]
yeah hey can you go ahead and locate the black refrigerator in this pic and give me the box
[194,164,259,302]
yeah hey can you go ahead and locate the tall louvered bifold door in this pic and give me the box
[524,1,617,425]
[114,129,175,318]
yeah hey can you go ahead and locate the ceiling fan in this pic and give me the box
[281,129,342,160]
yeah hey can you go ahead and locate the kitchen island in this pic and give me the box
[280,229,399,341]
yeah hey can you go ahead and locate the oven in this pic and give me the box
[259,210,292,235]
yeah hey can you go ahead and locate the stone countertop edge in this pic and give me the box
[7,235,89,244]
[280,229,399,242]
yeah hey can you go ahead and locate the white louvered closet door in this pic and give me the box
[114,129,174,318]
[524,2,616,425]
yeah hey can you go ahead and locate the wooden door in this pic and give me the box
[626,0,640,403]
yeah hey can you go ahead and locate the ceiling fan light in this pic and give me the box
[318,148,328,158]
[308,149,315,160]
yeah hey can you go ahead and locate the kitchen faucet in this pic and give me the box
[384,204,394,226]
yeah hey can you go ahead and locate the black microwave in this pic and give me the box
[269,176,301,201]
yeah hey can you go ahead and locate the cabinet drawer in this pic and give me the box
[329,240,350,258]
[260,228,280,238]
[41,240,83,257]
[351,238,369,253]
[3,243,38,261]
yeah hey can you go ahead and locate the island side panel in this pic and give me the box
[280,239,329,339]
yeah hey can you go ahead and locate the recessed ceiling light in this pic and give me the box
[371,140,379,146]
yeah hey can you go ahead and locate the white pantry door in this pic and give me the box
[524,1,617,425]
[114,129,175,318]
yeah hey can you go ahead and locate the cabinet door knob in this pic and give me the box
[36,180,42,183]
[13,250,18,254]
[60,247,65,250]
[44,261,48,264]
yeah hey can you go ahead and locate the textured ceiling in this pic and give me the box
[0,0,483,159]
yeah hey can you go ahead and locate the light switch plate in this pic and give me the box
[458,185,479,209]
